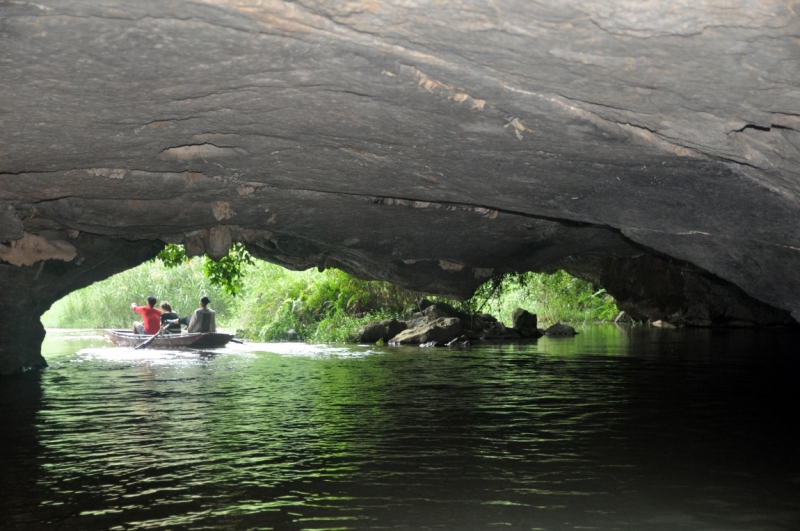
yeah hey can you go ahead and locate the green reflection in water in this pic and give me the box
[22,326,800,531]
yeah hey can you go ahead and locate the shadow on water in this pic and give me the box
[0,326,798,530]
[0,368,45,529]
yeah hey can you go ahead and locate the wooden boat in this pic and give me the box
[104,329,234,349]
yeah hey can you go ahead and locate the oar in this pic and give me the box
[135,323,170,350]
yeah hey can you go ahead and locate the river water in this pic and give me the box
[1,326,799,530]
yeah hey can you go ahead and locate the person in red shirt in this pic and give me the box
[131,296,162,335]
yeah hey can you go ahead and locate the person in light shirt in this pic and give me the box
[187,296,216,333]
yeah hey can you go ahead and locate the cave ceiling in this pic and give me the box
[1,0,799,328]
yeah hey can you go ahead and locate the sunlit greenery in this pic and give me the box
[469,270,619,325]
[156,243,253,296]
[234,263,418,342]
[43,244,619,339]
[41,258,236,329]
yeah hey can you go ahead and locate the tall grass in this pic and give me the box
[41,258,236,329]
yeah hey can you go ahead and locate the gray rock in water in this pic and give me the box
[418,299,435,312]
[405,300,470,330]
[360,319,408,343]
[405,316,427,330]
[512,309,541,337]
[512,308,538,328]
[389,317,464,345]
[544,323,577,337]
[482,321,522,340]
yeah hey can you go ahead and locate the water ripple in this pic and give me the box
[1,326,799,530]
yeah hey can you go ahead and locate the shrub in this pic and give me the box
[232,263,417,341]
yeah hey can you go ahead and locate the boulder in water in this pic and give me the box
[544,323,577,337]
[360,319,408,343]
[512,309,541,338]
[389,317,464,345]
[482,321,521,340]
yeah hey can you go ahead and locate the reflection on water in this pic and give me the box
[1,326,799,530]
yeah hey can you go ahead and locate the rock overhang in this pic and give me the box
[1,0,799,372]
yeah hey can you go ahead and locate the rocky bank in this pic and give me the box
[359,299,572,347]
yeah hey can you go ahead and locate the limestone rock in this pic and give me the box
[405,300,472,330]
[389,318,464,345]
[554,253,796,327]
[482,321,521,340]
[405,314,427,330]
[0,206,23,243]
[422,304,452,322]
[545,324,577,337]
[512,309,540,337]
[359,319,407,344]
[512,308,538,329]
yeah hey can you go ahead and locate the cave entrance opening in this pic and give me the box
[41,252,621,345]
[468,270,620,327]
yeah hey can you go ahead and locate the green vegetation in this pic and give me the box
[469,270,619,325]
[41,258,237,329]
[42,243,618,339]
[234,263,417,342]
[156,243,253,296]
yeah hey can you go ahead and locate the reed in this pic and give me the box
[41,258,236,329]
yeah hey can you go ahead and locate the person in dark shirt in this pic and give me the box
[159,301,182,334]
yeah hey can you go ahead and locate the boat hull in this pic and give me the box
[104,330,233,349]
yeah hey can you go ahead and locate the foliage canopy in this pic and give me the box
[155,243,253,296]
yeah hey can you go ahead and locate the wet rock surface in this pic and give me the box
[359,319,408,344]
[363,300,541,346]
[545,324,578,337]
[513,309,540,338]
[389,317,464,346]
[1,0,799,371]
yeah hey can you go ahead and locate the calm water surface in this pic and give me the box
[1,326,799,530]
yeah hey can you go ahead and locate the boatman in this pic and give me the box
[187,296,216,333]
[131,296,162,335]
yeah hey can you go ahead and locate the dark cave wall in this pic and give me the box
[553,252,797,327]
